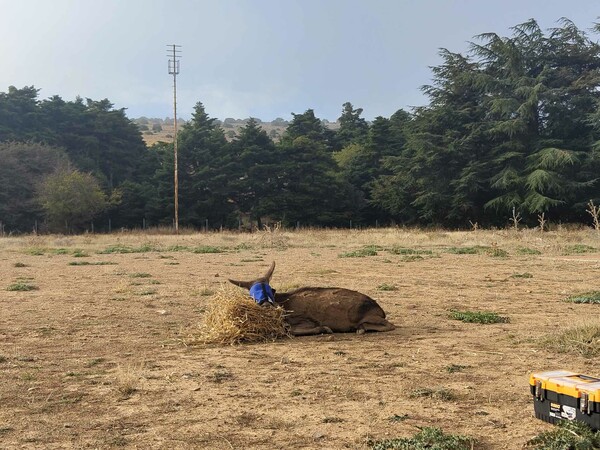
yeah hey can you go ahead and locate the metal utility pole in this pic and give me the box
[167,44,181,233]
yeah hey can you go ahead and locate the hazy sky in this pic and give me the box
[1,0,598,121]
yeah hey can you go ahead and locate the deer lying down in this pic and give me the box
[228,262,396,336]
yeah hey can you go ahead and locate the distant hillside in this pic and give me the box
[132,117,340,146]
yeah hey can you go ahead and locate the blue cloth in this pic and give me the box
[249,282,275,305]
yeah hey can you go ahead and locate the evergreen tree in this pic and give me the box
[0,141,69,231]
[229,118,278,227]
[334,102,369,150]
[177,102,235,228]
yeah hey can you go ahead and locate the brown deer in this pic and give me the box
[228,262,396,336]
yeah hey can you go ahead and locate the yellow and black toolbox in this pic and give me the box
[530,370,600,430]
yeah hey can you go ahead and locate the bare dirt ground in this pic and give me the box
[1,228,600,449]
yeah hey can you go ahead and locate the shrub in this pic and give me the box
[564,291,600,304]
[339,245,380,258]
[525,420,600,449]
[450,310,509,324]
[7,281,38,291]
[369,427,474,450]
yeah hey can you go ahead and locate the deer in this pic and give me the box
[228,262,396,336]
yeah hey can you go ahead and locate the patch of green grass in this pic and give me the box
[24,247,45,256]
[409,387,456,401]
[129,272,152,278]
[322,417,344,423]
[564,244,597,254]
[137,288,157,296]
[525,420,600,449]
[85,358,106,368]
[68,261,117,266]
[369,427,474,450]
[517,247,542,255]
[50,248,70,255]
[339,245,380,258]
[166,245,190,252]
[446,364,469,373]
[20,372,36,381]
[377,283,398,291]
[387,414,409,423]
[387,246,432,255]
[510,272,533,279]
[450,310,509,324]
[13,262,28,267]
[564,291,600,304]
[486,247,508,257]
[7,281,38,291]
[99,244,157,254]
[445,246,484,255]
[72,250,89,257]
[192,245,225,254]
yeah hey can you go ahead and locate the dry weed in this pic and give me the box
[541,323,600,358]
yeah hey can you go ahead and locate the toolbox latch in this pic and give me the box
[581,392,591,415]
[535,380,543,400]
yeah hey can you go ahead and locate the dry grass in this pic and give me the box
[2,227,600,449]
[541,323,600,358]
[113,364,143,399]
[188,285,290,345]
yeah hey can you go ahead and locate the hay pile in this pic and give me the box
[191,285,290,345]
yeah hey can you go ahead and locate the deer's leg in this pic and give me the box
[357,319,396,334]
[290,320,333,336]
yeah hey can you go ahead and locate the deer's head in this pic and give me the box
[228,261,276,305]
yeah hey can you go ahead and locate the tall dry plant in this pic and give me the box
[537,213,547,232]
[586,200,600,231]
[509,207,522,231]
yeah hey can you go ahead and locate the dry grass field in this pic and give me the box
[1,227,600,449]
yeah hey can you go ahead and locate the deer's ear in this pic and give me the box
[228,279,253,289]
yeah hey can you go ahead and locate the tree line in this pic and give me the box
[1,18,600,233]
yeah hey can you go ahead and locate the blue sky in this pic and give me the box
[1,0,598,121]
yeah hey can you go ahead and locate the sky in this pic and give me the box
[1,0,598,122]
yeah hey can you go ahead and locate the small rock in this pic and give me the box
[313,431,326,440]
[156,309,168,315]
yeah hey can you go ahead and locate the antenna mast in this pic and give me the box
[167,44,181,233]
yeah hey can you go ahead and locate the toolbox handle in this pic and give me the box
[573,374,600,382]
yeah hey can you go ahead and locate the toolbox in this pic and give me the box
[530,370,600,430]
